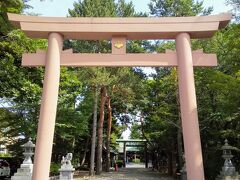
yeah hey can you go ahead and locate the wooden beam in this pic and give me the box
[7,13,231,40]
[22,50,217,67]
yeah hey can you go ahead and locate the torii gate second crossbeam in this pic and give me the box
[8,13,231,180]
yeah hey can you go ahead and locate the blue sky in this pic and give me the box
[26,0,232,17]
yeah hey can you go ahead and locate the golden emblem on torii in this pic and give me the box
[114,41,124,49]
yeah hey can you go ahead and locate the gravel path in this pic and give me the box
[75,163,174,180]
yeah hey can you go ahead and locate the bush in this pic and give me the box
[50,163,60,176]
[0,153,12,158]
[132,158,140,163]
[116,160,124,167]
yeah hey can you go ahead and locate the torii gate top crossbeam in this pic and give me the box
[8,13,231,40]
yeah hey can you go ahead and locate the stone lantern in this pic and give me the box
[21,138,35,164]
[216,139,240,180]
[11,138,35,180]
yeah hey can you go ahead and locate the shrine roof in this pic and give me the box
[8,13,231,40]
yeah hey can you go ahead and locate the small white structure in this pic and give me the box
[11,138,35,180]
[59,153,75,180]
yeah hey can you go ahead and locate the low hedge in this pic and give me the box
[50,163,60,176]
[116,160,124,167]
[132,158,140,163]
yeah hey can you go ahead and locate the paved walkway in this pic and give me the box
[75,163,174,180]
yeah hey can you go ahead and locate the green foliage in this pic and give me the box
[116,160,124,167]
[130,123,141,139]
[132,158,141,164]
[50,163,60,176]
[0,153,12,158]
[69,0,116,17]
[226,0,240,21]
[0,0,24,35]
[132,158,140,163]
[117,0,134,17]
[0,29,46,140]
[149,0,213,17]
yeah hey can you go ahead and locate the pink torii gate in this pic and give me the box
[8,13,231,180]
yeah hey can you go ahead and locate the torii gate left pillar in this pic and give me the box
[7,13,231,180]
[32,33,63,180]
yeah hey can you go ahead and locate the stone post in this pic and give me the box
[123,142,126,168]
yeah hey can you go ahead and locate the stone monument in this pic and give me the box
[216,139,240,180]
[59,153,75,180]
[11,138,35,180]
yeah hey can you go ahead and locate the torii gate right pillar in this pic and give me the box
[176,33,204,180]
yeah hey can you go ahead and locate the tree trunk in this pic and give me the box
[89,87,98,176]
[81,137,90,166]
[96,86,107,175]
[177,121,183,168]
[106,96,112,172]
[140,115,153,148]
[176,97,184,169]
[167,151,173,176]
[174,67,184,169]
